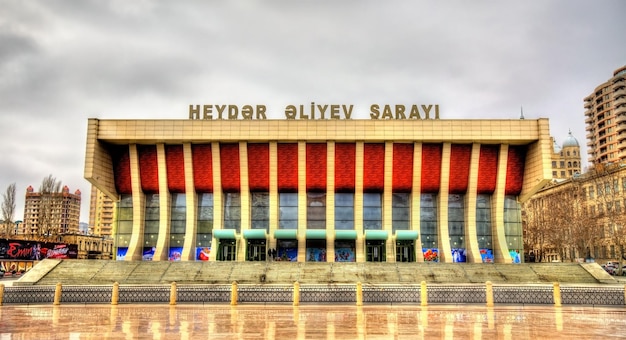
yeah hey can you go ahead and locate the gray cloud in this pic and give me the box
[1,0,625,222]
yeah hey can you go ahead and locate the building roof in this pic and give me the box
[562,130,579,148]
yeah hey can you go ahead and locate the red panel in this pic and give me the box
[392,143,414,192]
[477,145,499,194]
[166,145,185,193]
[111,145,131,195]
[505,145,526,195]
[192,144,213,193]
[247,143,270,191]
[449,144,472,194]
[421,144,442,193]
[220,144,240,192]
[278,143,298,192]
[138,145,159,194]
[334,143,356,192]
[363,143,385,192]
[306,143,327,191]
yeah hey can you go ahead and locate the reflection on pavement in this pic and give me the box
[0,304,624,339]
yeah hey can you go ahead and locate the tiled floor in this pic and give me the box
[0,304,625,339]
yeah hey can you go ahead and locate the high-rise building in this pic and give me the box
[23,185,81,239]
[550,131,582,180]
[584,65,626,164]
[88,185,114,236]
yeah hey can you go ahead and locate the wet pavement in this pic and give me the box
[0,304,625,339]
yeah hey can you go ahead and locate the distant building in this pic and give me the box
[584,65,626,164]
[550,131,582,180]
[22,185,81,240]
[88,185,114,237]
[523,162,626,264]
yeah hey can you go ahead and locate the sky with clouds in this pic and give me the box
[1,1,626,223]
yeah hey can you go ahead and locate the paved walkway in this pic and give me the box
[0,304,624,339]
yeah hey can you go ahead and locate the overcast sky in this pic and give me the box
[1,1,626,223]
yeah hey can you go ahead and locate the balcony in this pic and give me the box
[585,108,594,117]
[616,123,626,133]
[614,97,626,107]
[616,105,626,117]
[614,88,626,98]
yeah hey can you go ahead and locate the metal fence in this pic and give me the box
[1,282,625,306]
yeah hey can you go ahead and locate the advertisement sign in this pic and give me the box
[480,248,494,263]
[0,240,77,260]
[423,248,439,262]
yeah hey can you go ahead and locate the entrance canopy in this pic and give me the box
[274,229,298,239]
[306,230,326,239]
[395,230,418,240]
[365,230,388,240]
[214,229,237,239]
[243,229,267,239]
[335,230,357,240]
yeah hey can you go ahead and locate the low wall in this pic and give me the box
[1,282,625,306]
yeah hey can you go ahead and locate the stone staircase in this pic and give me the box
[16,259,616,286]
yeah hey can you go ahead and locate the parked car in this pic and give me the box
[602,264,617,275]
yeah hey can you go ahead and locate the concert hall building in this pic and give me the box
[84,115,552,263]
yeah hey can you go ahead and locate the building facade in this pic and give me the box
[584,65,626,164]
[84,118,552,263]
[550,131,582,180]
[22,185,81,240]
[88,185,114,237]
[523,162,626,264]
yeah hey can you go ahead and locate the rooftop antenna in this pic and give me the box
[520,106,525,119]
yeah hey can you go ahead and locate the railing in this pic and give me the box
[1,281,625,306]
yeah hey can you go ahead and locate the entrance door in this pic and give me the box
[396,240,415,262]
[218,239,237,261]
[246,240,266,261]
[366,240,386,262]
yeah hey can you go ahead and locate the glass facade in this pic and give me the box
[363,193,382,230]
[169,193,186,260]
[391,193,410,232]
[251,192,269,230]
[143,194,160,248]
[476,194,493,262]
[223,192,241,232]
[334,193,354,230]
[279,193,298,229]
[504,195,523,263]
[307,192,326,229]
[420,193,438,261]
[448,194,465,262]
[116,194,133,253]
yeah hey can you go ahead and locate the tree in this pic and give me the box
[38,175,62,240]
[1,182,16,236]
[587,163,626,274]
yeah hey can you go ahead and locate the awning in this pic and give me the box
[365,230,388,240]
[213,229,237,239]
[274,229,298,239]
[243,229,267,239]
[396,230,419,240]
[335,230,357,240]
[305,230,326,239]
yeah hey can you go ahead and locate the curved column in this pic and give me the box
[238,141,250,262]
[465,143,482,263]
[326,141,335,262]
[354,141,365,263]
[384,141,394,262]
[493,144,513,263]
[181,143,197,261]
[411,143,424,262]
[153,143,171,261]
[437,143,452,262]
[209,142,222,262]
[297,141,306,262]
[125,144,146,261]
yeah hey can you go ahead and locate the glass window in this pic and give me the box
[448,194,465,249]
[251,192,269,230]
[170,194,186,247]
[363,193,382,230]
[116,194,133,248]
[420,193,437,249]
[279,193,298,229]
[143,194,160,247]
[504,195,523,260]
[223,192,241,232]
[307,192,326,229]
[476,194,492,250]
[392,193,410,231]
[335,193,354,230]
